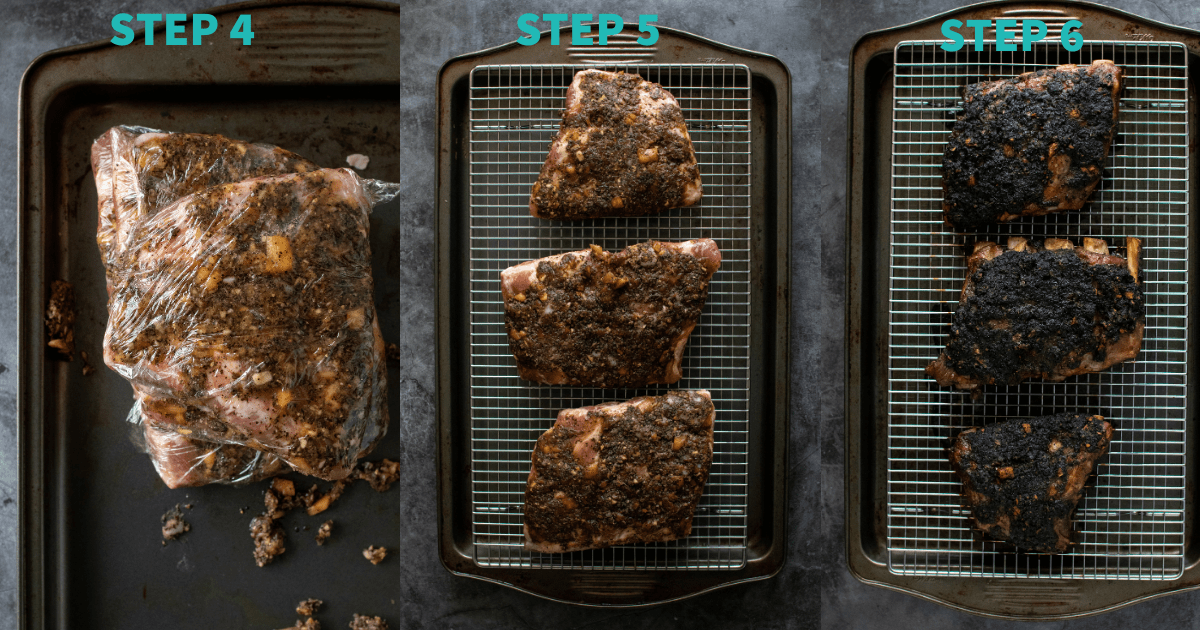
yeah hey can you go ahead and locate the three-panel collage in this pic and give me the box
[4,0,1200,628]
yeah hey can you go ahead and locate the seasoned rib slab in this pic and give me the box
[529,70,703,220]
[93,129,319,487]
[103,169,388,480]
[950,413,1113,553]
[501,239,721,388]
[524,391,715,553]
[92,126,317,278]
[942,61,1123,230]
[142,420,286,489]
[927,237,1144,391]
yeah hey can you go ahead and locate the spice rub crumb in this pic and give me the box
[161,503,190,543]
[362,545,387,565]
[349,614,388,630]
[316,520,333,545]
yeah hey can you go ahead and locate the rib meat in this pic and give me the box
[927,237,1144,391]
[92,128,322,486]
[529,70,703,220]
[501,239,721,388]
[524,391,715,553]
[142,419,286,489]
[92,126,317,283]
[942,61,1123,230]
[949,413,1113,553]
[102,168,388,480]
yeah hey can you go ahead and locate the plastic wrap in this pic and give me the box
[92,126,319,282]
[92,127,326,486]
[101,167,393,480]
[130,404,287,488]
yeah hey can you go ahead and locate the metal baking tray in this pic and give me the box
[18,2,402,628]
[846,0,1200,619]
[436,25,790,606]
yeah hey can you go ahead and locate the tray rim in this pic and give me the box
[844,0,1200,620]
[434,24,792,607]
[17,2,401,628]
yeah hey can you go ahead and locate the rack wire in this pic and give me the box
[887,41,1190,579]
[467,64,752,570]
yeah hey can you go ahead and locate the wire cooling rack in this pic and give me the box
[467,64,752,570]
[886,41,1190,579]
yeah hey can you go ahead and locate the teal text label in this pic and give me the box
[111,13,254,45]
[518,14,659,46]
[940,19,1082,52]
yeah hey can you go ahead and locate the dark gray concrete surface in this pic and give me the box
[2,0,1200,628]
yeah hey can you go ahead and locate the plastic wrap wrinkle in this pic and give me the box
[92,126,319,287]
[92,127,391,483]
[361,177,401,208]
[102,168,388,480]
[133,404,287,488]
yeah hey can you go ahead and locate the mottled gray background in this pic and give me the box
[2,0,1200,628]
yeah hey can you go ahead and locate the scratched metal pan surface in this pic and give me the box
[436,25,790,606]
[18,2,403,628]
[845,0,1200,619]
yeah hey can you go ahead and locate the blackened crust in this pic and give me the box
[942,61,1122,230]
[949,413,1112,553]
[928,240,1143,388]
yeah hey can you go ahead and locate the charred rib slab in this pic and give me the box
[927,237,1144,391]
[942,61,1123,230]
[950,413,1112,553]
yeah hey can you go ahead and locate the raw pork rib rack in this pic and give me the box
[467,64,752,570]
[886,42,1189,580]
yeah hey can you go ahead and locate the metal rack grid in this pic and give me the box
[467,64,752,570]
[886,41,1190,579]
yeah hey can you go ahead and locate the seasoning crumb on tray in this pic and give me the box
[249,460,402,564]
[355,459,401,492]
[307,479,349,516]
[161,503,190,543]
[363,545,387,565]
[273,478,296,498]
[349,614,388,630]
[278,619,320,630]
[250,514,286,567]
[45,279,75,360]
[297,598,323,616]
[316,520,333,545]
[276,597,323,629]
[252,478,305,566]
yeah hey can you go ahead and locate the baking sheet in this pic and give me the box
[886,40,1189,580]
[845,0,1200,618]
[436,26,791,606]
[19,3,404,628]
